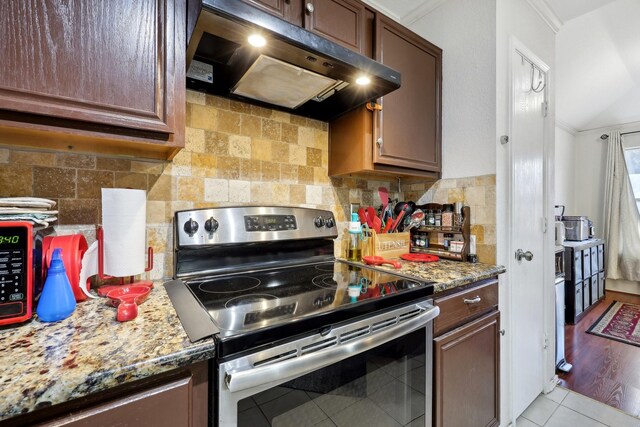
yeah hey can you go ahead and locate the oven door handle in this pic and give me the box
[224,303,440,393]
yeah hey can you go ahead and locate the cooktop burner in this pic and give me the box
[184,261,434,344]
[197,276,261,294]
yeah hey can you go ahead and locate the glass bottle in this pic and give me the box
[347,213,362,261]
[427,210,435,226]
[434,209,442,227]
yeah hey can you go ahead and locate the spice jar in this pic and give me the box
[434,209,442,227]
[442,204,453,227]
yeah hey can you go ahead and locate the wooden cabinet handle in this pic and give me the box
[463,296,481,304]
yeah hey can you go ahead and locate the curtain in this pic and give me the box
[603,131,640,281]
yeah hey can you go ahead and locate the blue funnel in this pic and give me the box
[36,248,76,322]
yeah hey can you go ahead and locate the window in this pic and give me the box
[624,146,640,213]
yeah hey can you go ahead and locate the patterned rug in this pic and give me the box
[587,301,640,347]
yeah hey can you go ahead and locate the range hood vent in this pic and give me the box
[186,0,401,121]
[232,55,345,109]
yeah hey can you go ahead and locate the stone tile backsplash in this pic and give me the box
[404,175,497,264]
[0,90,496,278]
[0,90,403,279]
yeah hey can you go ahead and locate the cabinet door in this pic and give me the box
[434,311,500,427]
[575,283,583,316]
[0,0,183,135]
[35,362,208,427]
[598,272,605,299]
[582,249,591,278]
[598,244,605,272]
[374,15,442,172]
[590,246,598,274]
[305,0,367,54]
[590,275,599,305]
[240,0,303,26]
[573,250,583,283]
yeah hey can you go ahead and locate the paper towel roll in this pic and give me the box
[101,189,147,277]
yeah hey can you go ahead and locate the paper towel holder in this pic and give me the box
[96,227,154,285]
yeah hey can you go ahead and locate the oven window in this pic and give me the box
[237,329,427,427]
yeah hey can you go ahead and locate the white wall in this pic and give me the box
[409,0,497,179]
[496,0,556,422]
[573,131,607,232]
[554,125,576,212]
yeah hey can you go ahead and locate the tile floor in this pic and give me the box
[518,386,640,427]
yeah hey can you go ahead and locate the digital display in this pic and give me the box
[244,215,297,232]
[0,236,19,245]
[0,227,26,248]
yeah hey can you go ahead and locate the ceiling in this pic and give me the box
[365,0,640,133]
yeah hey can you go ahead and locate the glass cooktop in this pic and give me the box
[184,261,435,349]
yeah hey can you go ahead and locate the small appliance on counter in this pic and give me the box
[562,216,594,241]
[0,221,91,326]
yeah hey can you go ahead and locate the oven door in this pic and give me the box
[217,300,439,427]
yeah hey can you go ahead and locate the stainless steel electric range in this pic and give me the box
[165,206,440,427]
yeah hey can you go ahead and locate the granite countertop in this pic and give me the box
[350,258,506,293]
[0,284,215,422]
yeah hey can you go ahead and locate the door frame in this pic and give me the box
[506,36,557,420]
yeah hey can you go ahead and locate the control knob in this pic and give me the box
[184,219,199,236]
[205,217,219,233]
[314,216,325,228]
[325,217,335,228]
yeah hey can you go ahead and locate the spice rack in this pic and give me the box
[410,205,471,261]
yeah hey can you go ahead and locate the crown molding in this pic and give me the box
[402,0,448,26]
[358,0,401,22]
[525,0,563,33]
[555,120,578,135]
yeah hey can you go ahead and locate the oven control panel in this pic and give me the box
[175,206,338,247]
[244,215,296,232]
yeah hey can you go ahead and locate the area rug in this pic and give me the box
[587,301,640,347]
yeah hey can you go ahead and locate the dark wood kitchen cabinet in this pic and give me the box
[241,0,371,55]
[0,0,185,160]
[433,279,500,427]
[329,14,442,179]
[5,362,208,427]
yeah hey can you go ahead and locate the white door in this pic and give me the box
[510,45,548,417]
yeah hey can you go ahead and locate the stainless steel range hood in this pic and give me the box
[186,0,401,121]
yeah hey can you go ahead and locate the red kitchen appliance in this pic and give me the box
[0,222,46,326]
[0,221,93,326]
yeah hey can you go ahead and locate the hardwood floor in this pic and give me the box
[558,290,640,417]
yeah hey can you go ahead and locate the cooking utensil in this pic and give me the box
[390,203,412,232]
[367,207,381,233]
[404,209,425,231]
[362,255,401,269]
[378,187,389,221]
[106,285,152,322]
[400,253,439,262]
[97,282,154,297]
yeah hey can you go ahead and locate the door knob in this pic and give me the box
[306,2,314,13]
[515,249,533,261]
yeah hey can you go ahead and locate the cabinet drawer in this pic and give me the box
[434,280,498,336]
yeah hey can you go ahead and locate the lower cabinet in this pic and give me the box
[433,280,500,427]
[8,362,209,427]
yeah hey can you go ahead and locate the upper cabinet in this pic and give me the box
[241,0,370,55]
[329,14,442,178]
[241,0,304,26]
[0,0,185,160]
